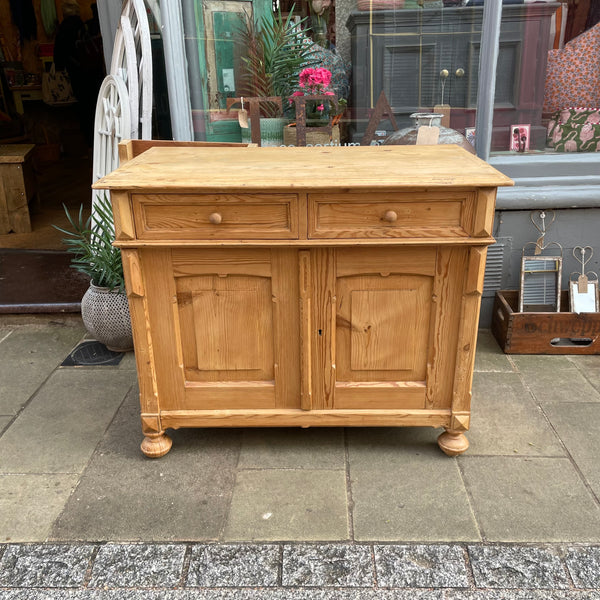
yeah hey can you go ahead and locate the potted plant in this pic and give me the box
[237,9,317,145]
[284,66,346,146]
[55,195,133,352]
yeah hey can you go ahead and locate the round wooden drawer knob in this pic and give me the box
[383,210,398,223]
[209,212,222,225]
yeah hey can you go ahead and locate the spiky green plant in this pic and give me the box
[54,193,124,291]
[238,9,316,117]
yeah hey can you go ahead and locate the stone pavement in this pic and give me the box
[0,541,600,598]
[1,315,600,597]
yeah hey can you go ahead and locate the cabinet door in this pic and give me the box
[143,247,300,411]
[308,247,467,411]
[334,247,435,409]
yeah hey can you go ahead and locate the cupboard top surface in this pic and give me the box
[93,145,513,192]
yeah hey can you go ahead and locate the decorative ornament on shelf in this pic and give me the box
[569,246,599,313]
[519,210,563,314]
[384,112,475,153]
[286,67,346,146]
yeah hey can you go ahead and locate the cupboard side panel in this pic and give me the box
[451,245,488,430]
[140,248,187,412]
[426,247,468,410]
[121,249,158,416]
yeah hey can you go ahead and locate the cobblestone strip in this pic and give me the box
[0,543,600,597]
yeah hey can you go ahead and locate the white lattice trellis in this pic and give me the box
[93,0,152,209]
[109,0,153,140]
[93,74,131,194]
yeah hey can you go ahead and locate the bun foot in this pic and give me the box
[437,429,469,457]
[141,432,172,458]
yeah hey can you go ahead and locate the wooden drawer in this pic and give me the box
[308,192,474,239]
[132,193,298,240]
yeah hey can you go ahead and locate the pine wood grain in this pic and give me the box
[102,144,511,457]
[160,408,451,429]
[94,145,514,192]
[308,192,470,239]
[132,193,298,240]
[111,191,135,240]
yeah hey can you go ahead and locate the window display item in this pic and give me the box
[519,210,562,313]
[569,246,599,313]
[465,127,476,149]
[510,124,530,152]
[547,107,600,147]
[543,23,600,114]
[383,112,475,153]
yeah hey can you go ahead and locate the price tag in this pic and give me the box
[238,108,248,128]
[416,125,440,145]
[578,274,589,294]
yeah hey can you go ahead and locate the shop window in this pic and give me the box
[178,0,599,155]
[181,0,494,147]
[491,0,600,156]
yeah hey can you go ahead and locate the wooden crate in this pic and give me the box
[492,290,600,354]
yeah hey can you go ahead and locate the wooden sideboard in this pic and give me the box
[94,145,512,458]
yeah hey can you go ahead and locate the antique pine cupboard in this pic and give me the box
[93,144,513,458]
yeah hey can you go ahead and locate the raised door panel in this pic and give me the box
[329,247,437,410]
[170,248,300,410]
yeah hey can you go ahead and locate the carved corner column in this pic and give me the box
[120,241,171,458]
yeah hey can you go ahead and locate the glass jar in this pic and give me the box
[384,112,475,154]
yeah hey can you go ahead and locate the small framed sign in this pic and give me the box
[569,279,599,313]
[569,246,599,313]
[510,124,530,152]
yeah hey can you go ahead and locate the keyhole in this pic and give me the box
[318,329,322,336]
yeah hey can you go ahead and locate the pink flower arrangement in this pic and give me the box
[289,67,345,121]
[298,67,332,92]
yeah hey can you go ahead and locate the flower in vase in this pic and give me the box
[290,67,345,125]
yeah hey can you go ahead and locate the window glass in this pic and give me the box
[182,0,492,149]
[490,1,600,156]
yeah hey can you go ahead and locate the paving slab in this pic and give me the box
[223,470,348,541]
[347,428,480,542]
[543,404,600,461]
[374,544,468,588]
[568,355,600,391]
[510,354,580,375]
[574,458,600,499]
[0,323,85,415]
[564,545,600,588]
[116,351,137,371]
[50,389,241,541]
[187,544,279,587]
[282,544,373,587]
[469,372,564,456]
[0,417,11,433]
[473,330,514,373]
[468,545,568,589]
[89,544,186,588]
[0,369,135,474]
[0,474,78,543]
[521,369,600,404]
[460,457,600,542]
[0,544,94,587]
[238,429,345,470]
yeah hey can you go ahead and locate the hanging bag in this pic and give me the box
[42,63,77,106]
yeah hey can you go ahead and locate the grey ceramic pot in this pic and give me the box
[81,282,133,352]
